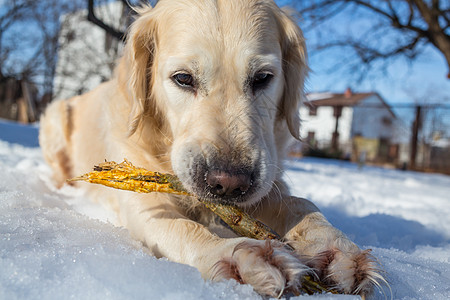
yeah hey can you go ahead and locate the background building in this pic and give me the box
[53,1,128,100]
[297,88,402,164]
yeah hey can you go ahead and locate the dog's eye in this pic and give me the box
[172,73,195,89]
[251,72,273,92]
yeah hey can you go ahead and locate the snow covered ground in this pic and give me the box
[1,119,449,300]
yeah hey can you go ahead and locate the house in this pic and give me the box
[298,88,398,163]
[53,1,129,100]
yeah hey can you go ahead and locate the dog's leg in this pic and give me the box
[118,193,310,298]
[39,99,74,186]
[253,195,385,297]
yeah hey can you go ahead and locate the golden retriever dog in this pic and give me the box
[40,0,384,297]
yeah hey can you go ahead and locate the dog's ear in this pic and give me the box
[118,7,158,136]
[276,9,308,140]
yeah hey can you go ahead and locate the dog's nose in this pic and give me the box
[206,170,252,198]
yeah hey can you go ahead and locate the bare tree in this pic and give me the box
[0,0,86,97]
[53,0,157,100]
[53,0,134,100]
[0,1,36,79]
[291,0,450,79]
[87,0,160,41]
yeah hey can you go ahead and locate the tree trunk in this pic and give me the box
[411,0,450,77]
[410,106,422,170]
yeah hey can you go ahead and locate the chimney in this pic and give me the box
[344,87,352,98]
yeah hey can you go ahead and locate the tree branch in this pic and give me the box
[87,0,132,41]
[343,0,395,21]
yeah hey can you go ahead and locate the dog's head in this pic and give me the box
[120,0,307,206]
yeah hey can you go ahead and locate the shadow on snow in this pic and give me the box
[320,206,448,252]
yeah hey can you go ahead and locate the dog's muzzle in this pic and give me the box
[173,144,262,205]
[185,154,258,204]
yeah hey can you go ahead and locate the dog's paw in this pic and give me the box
[212,239,311,298]
[310,247,386,296]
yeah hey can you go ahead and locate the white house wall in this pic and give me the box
[351,95,395,140]
[53,2,126,100]
[339,107,353,146]
[299,105,354,148]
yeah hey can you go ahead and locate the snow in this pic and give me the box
[306,92,335,101]
[1,119,450,300]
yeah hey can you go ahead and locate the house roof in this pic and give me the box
[305,91,376,107]
[305,89,396,117]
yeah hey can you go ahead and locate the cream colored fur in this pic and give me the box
[40,0,384,297]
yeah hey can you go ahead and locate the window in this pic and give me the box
[307,131,316,147]
[382,116,392,126]
[309,106,317,116]
[104,32,118,53]
[65,30,75,43]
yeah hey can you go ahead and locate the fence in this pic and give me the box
[290,104,450,174]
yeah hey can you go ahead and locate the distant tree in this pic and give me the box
[53,0,132,100]
[291,0,450,79]
[53,0,155,100]
[0,0,139,107]
[0,1,37,82]
[0,0,85,98]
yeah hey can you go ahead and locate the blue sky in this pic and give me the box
[306,41,450,104]
[273,0,450,127]
[273,1,450,101]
